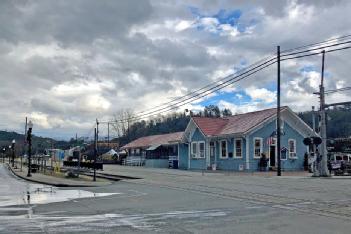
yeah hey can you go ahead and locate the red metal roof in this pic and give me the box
[121,131,184,149]
[192,107,287,137]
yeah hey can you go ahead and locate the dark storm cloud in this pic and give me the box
[0,0,350,138]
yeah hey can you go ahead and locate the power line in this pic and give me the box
[281,40,351,58]
[109,43,351,123]
[280,34,351,53]
[106,58,278,124]
[127,54,277,118]
[281,45,351,61]
[112,39,351,122]
[324,86,351,94]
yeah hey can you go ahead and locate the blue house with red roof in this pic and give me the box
[179,106,317,171]
[121,106,316,171]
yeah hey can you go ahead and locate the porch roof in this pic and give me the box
[192,107,288,137]
[121,132,183,149]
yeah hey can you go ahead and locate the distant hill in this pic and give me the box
[2,106,350,153]
[0,130,71,154]
[298,106,351,138]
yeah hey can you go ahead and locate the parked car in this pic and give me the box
[328,153,351,175]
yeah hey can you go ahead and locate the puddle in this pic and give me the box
[0,186,118,207]
[0,164,118,207]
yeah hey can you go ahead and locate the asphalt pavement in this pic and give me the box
[1,163,351,233]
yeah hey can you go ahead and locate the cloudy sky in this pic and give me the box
[0,0,350,139]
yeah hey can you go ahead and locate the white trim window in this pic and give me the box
[253,137,263,158]
[288,139,297,158]
[191,141,205,158]
[234,139,242,158]
[191,142,197,158]
[220,140,228,158]
[199,141,205,158]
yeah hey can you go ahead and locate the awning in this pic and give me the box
[146,144,161,151]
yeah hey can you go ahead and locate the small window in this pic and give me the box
[281,149,287,160]
[191,142,197,158]
[220,140,228,158]
[254,138,262,158]
[288,139,297,158]
[199,142,205,158]
[234,139,242,158]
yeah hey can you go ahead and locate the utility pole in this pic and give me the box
[319,50,330,177]
[107,122,110,148]
[311,106,319,177]
[22,117,27,172]
[27,121,33,177]
[277,45,282,176]
[96,118,99,157]
[311,106,315,132]
[93,128,97,181]
[76,133,80,177]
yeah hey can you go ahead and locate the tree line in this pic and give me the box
[111,105,234,146]
[298,105,351,138]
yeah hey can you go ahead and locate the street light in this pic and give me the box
[2,147,5,163]
[8,145,11,164]
[11,139,15,167]
[27,121,33,177]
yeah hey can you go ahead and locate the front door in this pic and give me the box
[270,145,276,167]
[210,142,216,166]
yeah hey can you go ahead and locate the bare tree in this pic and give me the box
[111,109,134,138]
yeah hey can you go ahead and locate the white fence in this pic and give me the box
[122,156,145,166]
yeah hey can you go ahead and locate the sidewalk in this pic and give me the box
[101,164,311,180]
[8,164,112,187]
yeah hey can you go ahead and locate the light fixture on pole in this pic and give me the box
[2,147,5,163]
[11,139,15,167]
[27,121,33,177]
[8,145,11,164]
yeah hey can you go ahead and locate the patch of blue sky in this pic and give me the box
[188,6,257,35]
[198,90,252,106]
[188,6,203,18]
[213,9,242,26]
[240,58,247,66]
[299,65,332,79]
[300,65,316,73]
[264,81,277,92]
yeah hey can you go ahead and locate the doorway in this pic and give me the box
[269,145,276,167]
[209,142,216,166]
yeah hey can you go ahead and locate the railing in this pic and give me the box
[122,157,145,166]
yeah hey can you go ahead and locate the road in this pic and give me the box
[1,164,351,233]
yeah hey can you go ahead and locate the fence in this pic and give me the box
[63,161,103,170]
[122,156,145,166]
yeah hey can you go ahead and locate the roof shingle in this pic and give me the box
[121,132,183,149]
[192,107,286,137]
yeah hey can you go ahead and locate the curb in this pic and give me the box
[7,165,109,187]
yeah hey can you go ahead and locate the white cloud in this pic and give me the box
[245,86,277,103]
[175,20,194,32]
[9,43,82,61]
[217,100,266,114]
[1,0,351,138]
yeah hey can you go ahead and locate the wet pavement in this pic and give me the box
[0,164,118,233]
[2,163,351,233]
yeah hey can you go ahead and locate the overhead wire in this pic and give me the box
[103,35,351,124]
[324,86,351,94]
